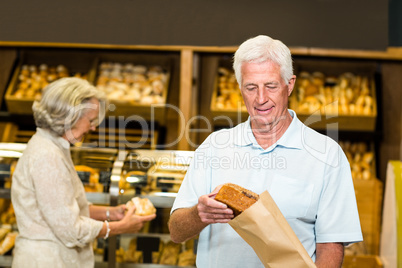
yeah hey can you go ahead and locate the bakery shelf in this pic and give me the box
[119,149,192,197]
[4,48,96,115]
[85,192,177,208]
[119,192,176,209]
[289,59,378,131]
[0,40,394,267]
[342,255,383,268]
[0,143,26,155]
[120,233,172,241]
[353,178,383,255]
[95,264,194,268]
[209,60,248,127]
[294,113,377,131]
[0,189,10,199]
[118,264,194,268]
[86,192,111,205]
[71,146,118,194]
[116,233,196,268]
[89,51,174,124]
[0,255,195,268]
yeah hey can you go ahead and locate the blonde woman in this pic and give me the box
[11,77,155,267]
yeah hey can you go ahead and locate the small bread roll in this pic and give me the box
[126,197,156,216]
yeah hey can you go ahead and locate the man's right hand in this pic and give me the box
[197,185,234,224]
[169,185,234,243]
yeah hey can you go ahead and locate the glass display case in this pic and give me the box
[70,146,119,206]
[118,149,193,204]
[0,143,26,266]
[108,149,195,267]
[0,143,196,267]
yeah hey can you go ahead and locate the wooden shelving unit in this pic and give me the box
[1,41,402,268]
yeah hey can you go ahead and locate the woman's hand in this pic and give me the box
[98,204,156,238]
[110,205,127,221]
[119,205,156,233]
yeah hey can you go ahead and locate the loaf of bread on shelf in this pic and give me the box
[177,249,196,266]
[293,71,375,116]
[0,231,18,255]
[126,197,156,216]
[0,225,11,241]
[124,238,143,263]
[152,240,165,264]
[95,62,167,105]
[158,241,181,265]
[115,247,126,263]
[214,183,259,217]
[13,64,86,100]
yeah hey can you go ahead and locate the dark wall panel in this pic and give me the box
[389,0,402,46]
[0,0,388,50]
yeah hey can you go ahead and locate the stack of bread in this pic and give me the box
[339,141,375,180]
[95,62,168,105]
[123,237,196,267]
[292,72,374,116]
[214,67,246,111]
[12,64,86,100]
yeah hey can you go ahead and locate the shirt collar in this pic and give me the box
[276,109,304,150]
[234,109,303,150]
[233,117,254,147]
[36,127,71,150]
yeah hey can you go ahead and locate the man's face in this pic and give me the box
[240,60,295,130]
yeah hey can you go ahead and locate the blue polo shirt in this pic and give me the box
[171,110,362,268]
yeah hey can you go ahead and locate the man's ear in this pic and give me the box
[287,75,296,96]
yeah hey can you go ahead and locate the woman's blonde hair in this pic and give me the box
[32,77,107,136]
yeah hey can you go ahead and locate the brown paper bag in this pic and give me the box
[229,191,316,268]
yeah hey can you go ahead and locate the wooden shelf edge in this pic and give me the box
[307,47,402,60]
[0,41,182,51]
[2,41,402,60]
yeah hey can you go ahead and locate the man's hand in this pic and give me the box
[197,186,234,224]
[169,185,233,243]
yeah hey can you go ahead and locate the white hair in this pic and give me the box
[233,35,294,85]
[32,77,107,136]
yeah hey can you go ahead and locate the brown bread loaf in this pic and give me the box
[215,183,259,217]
